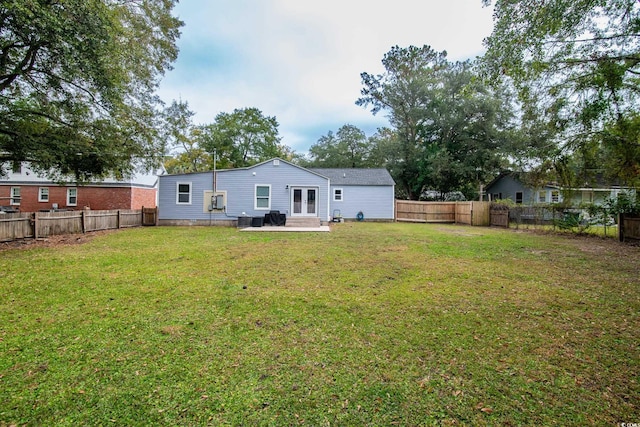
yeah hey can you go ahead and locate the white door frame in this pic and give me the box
[290,186,318,217]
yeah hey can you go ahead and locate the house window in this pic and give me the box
[551,190,560,203]
[39,187,49,202]
[176,182,192,204]
[538,191,546,203]
[334,188,343,201]
[255,185,271,210]
[491,193,502,201]
[67,188,77,206]
[582,190,594,204]
[10,187,20,205]
[515,192,523,204]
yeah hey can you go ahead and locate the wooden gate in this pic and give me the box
[619,214,640,242]
[142,207,158,226]
[490,204,509,228]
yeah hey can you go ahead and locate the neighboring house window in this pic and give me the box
[334,188,343,201]
[10,187,20,205]
[491,193,502,201]
[582,190,594,204]
[12,162,21,174]
[67,188,78,206]
[176,182,192,204]
[551,190,560,203]
[39,187,49,202]
[538,191,546,203]
[255,185,271,210]
[515,192,523,204]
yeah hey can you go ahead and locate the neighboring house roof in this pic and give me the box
[486,171,629,191]
[309,168,395,186]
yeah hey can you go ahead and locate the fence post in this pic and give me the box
[81,209,86,234]
[619,213,624,242]
[33,212,38,239]
[117,210,121,229]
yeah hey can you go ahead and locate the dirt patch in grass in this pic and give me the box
[0,229,121,252]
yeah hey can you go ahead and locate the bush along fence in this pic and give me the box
[0,208,157,242]
[489,203,640,241]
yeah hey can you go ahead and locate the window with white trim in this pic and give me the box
[39,187,49,202]
[551,190,560,203]
[67,188,77,206]
[538,190,546,203]
[176,182,192,204]
[333,188,343,201]
[10,187,20,205]
[255,185,271,210]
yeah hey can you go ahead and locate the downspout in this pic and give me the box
[213,149,217,193]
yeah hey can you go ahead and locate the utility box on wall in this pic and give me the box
[203,191,226,212]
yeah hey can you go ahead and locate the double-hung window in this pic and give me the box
[10,187,20,205]
[39,187,49,202]
[538,190,546,203]
[67,188,77,206]
[333,188,343,201]
[255,185,270,210]
[176,182,192,204]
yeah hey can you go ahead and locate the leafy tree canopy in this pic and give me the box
[161,100,210,174]
[358,45,514,199]
[0,0,182,181]
[303,124,374,168]
[199,107,290,168]
[482,0,640,187]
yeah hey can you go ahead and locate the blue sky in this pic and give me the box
[157,1,495,156]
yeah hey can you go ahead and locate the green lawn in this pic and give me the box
[1,223,638,426]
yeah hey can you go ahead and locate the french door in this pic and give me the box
[291,187,317,216]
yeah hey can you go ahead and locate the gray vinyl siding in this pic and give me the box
[218,161,330,221]
[158,160,331,222]
[330,184,395,220]
[486,175,535,204]
[158,172,214,220]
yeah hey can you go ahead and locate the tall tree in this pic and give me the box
[0,0,182,180]
[357,45,448,199]
[482,0,640,187]
[358,45,512,199]
[418,60,512,198]
[305,124,371,168]
[199,108,287,168]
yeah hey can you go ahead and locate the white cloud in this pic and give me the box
[157,0,495,153]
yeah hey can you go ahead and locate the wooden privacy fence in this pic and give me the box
[619,214,640,242]
[395,200,490,226]
[0,208,157,242]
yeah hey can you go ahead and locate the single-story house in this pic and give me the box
[485,171,631,206]
[157,158,396,226]
[0,162,161,211]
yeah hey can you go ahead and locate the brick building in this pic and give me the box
[0,163,161,212]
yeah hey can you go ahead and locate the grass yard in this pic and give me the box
[1,223,638,426]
